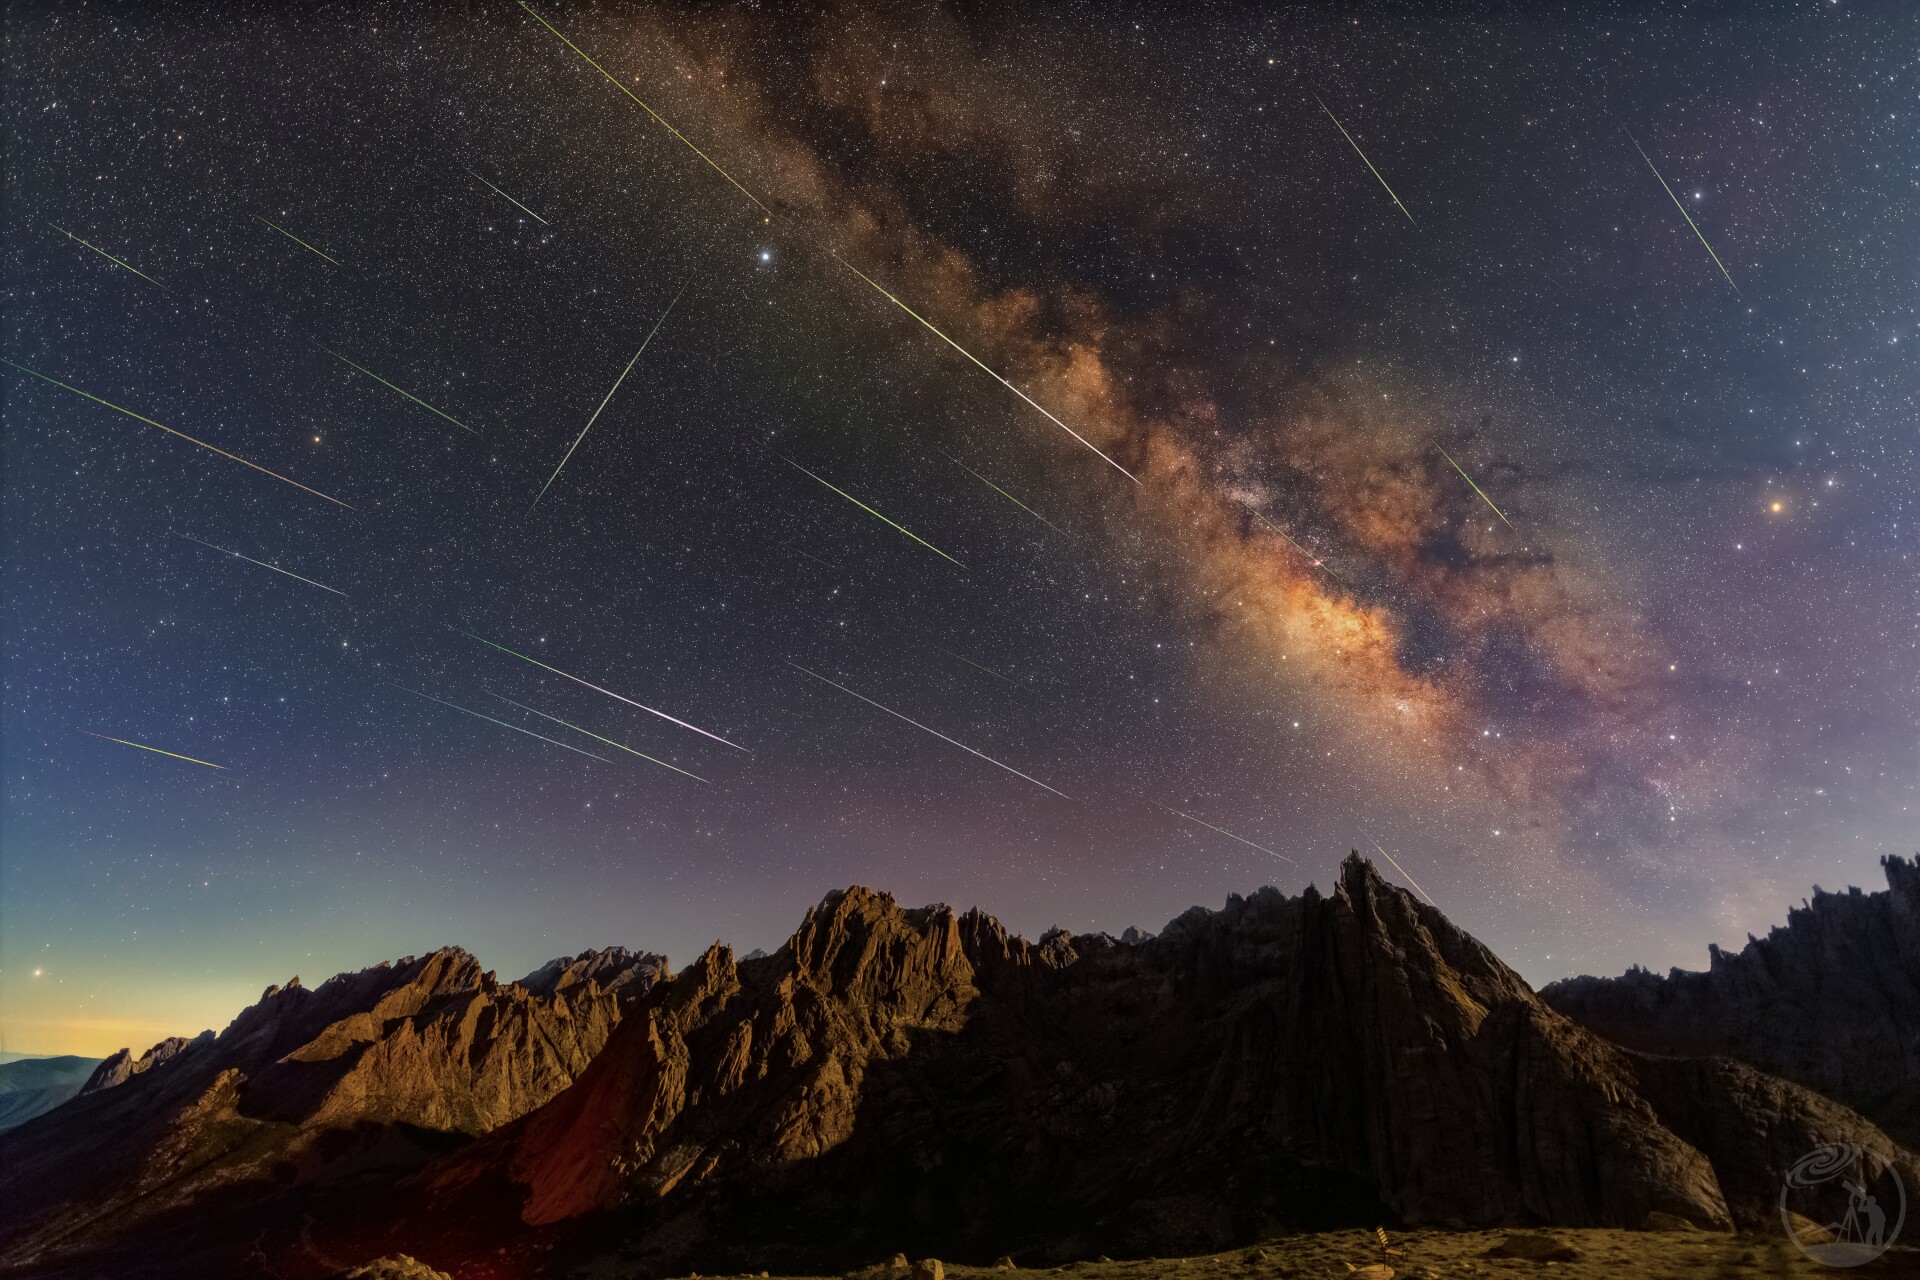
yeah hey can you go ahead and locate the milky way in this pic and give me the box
[2,2,1911,1056]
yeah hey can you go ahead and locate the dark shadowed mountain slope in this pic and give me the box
[1543,855,1920,1146]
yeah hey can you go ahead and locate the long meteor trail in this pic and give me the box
[1367,835,1436,906]
[781,456,964,567]
[174,532,346,598]
[1434,443,1512,528]
[398,685,613,763]
[515,1,773,217]
[833,253,1138,485]
[48,224,165,288]
[326,351,478,435]
[255,215,341,266]
[453,628,749,752]
[943,450,1057,530]
[467,167,549,224]
[789,662,1068,799]
[1150,799,1296,864]
[82,729,225,771]
[1628,134,1739,294]
[1238,498,1344,584]
[533,288,684,510]
[486,692,708,783]
[1313,93,1416,226]
[1,358,353,509]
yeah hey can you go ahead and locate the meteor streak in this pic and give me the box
[532,288,683,510]
[255,215,341,266]
[1149,798,1296,863]
[938,647,1013,684]
[832,253,1139,485]
[788,662,1068,798]
[515,1,774,218]
[1313,92,1417,226]
[1,358,354,509]
[81,730,225,771]
[1627,133,1739,294]
[1238,498,1345,584]
[173,532,346,598]
[397,685,612,763]
[1434,443,1512,528]
[942,450,1058,530]
[453,628,749,752]
[326,351,479,435]
[780,456,964,567]
[485,692,708,783]
[467,167,549,224]
[1366,835,1436,906]
[48,223,165,288]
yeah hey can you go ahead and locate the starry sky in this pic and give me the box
[3,1,1912,1057]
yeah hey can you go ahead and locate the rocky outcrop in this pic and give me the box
[1543,855,1920,1144]
[80,1030,214,1094]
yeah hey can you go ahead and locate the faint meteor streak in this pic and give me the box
[1,358,354,509]
[398,684,613,763]
[486,692,708,783]
[942,450,1058,530]
[1149,798,1296,864]
[1366,835,1436,906]
[1237,498,1345,584]
[938,647,1013,684]
[788,662,1068,798]
[453,628,749,752]
[1627,133,1739,294]
[48,223,165,288]
[81,729,225,770]
[255,215,341,266]
[833,253,1139,485]
[326,351,478,435]
[780,455,964,567]
[467,167,550,225]
[1434,443,1512,528]
[173,532,346,598]
[1313,92,1416,226]
[515,1,774,217]
[532,288,684,510]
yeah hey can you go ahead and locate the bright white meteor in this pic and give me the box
[1367,835,1437,906]
[1149,798,1296,864]
[173,532,346,598]
[467,167,550,225]
[398,684,613,764]
[788,662,1068,799]
[532,288,683,511]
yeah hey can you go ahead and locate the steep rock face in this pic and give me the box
[380,859,1912,1278]
[0,945,662,1270]
[1542,855,1920,1144]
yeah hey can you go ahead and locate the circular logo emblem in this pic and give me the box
[1779,1143,1906,1267]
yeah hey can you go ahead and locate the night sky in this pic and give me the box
[3,2,1912,1057]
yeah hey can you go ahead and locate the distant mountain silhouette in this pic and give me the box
[0,1056,101,1133]
[0,856,1910,1279]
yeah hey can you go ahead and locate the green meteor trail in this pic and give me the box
[453,627,749,752]
[255,215,341,266]
[326,351,478,435]
[1,358,354,509]
[48,223,165,288]
[833,252,1139,485]
[174,532,346,598]
[942,450,1057,530]
[397,684,613,764]
[938,647,1013,684]
[1434,443,1512,528]
[467,167,549,225]
[781,456,964,567]
[789,662,1068,798]
[1313,92,1416,226]
[1367,835,1436,905]
[1238,499,1345,584]
[82,729,225,770]
[1628,133,1739,294]
[533,288,684,510]
[516,1,774,218]
[1149,798,1296,864]
[486,692,708,783]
